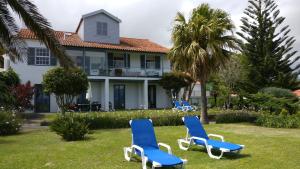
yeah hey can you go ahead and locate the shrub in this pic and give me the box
[247,92,299,114]
[50,113,89,141]
[43,67,88,113]
[215,110,258,123]
[9,81,34,112]
[0,112,22,136]
[256,113,300,128]
[260,87,298,100]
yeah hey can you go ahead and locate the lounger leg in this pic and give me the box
[142,157,148,169]
[124,147,132,161]
[206,146,225,159]
[178,139,190,151]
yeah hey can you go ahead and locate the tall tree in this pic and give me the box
[237,0,300,91]
[0,0,73,67]
[169,4,238,124]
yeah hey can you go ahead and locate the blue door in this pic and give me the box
[114,85,125,109]
[34,84,50,113]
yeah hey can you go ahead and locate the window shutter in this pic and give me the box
[140,54,145,68]
[84,56,90,75]
[50,51,57,66]
[108,53,113,68]
[27,48,35,65]
[124,53,130,68]
[155,56,160,69]
[76,56,84,67]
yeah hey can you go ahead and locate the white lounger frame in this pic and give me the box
[124,120,187,169]
[178,117,244,159]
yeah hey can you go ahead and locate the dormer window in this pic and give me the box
[97,22,107,36]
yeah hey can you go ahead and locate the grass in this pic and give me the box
[0,124,300,169]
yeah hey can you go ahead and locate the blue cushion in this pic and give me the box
[130,119,183,166]
[143,147,183,166]
[194,139,243,151]
[184,116,209,139]
[131,119,158,149]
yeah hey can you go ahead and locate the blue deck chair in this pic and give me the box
[172,101,186,112]
[181,101,195,111]
[178,116,244,159]
[124,119,187,169]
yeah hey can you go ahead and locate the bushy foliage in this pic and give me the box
[260,87,298,100]
[256,113,300,128]
[43,67,88,113]
[215,110,257,123]
[50,113,89,141]
[0,111,22,136]
[247,92,299,114]
[159,72,193,98]
[47,110,198,130]
[0,68,20,109]
[9,81,34,112]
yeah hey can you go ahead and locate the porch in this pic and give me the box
[82,77,171,111]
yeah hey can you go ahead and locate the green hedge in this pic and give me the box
[50,110,199,130]
[256,113,300,128]
[215,110,258,124]
[0,111,22,136]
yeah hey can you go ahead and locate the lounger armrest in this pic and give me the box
[208,134,224,142]
[158,142,172,154]
[131,145,145,158]
[190,136,208,146]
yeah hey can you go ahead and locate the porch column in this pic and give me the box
[104,78,110,111]
[143,79,148,109]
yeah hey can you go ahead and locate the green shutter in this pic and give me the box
[140,54,145,68]
[155,56,160,69]
[27,48,35,65]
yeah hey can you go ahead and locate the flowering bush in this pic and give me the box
[0,111,22,135]
[9,81,34,112]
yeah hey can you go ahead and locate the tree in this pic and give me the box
[169,4,238,123]
[159,72,193,99]
[0,68,20,109]
[43,67,88,114]
[237,0,300,91]
[0,0,73,67]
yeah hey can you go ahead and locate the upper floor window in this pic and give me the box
[27,47,56,66]
[97,22,107,36]
[35,48,50,65]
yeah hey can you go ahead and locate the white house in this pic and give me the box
[3,9,173,112]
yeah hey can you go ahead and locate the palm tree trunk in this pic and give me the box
[200,81,209,124]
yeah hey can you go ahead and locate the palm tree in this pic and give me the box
[0,0,73,67]
[169,4,238,124]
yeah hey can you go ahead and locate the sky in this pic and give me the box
[21,0,300,60]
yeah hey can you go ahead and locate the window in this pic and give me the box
[97,22,107,36]
[146,56,156,69]
[35,48,50,65]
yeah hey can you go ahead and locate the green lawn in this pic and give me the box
[0,124,299,169]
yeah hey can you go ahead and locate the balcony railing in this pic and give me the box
[88,67,170,77]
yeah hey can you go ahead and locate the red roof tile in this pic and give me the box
[18,29,168,53]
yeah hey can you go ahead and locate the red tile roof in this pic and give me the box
[293,89,300,97]
[18,29,169,53]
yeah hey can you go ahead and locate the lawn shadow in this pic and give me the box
[189,146,251,160]
[125,155,183,169]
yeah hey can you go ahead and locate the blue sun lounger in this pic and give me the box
[124,119,187,169]
[178,116,244,159]
[181,101,195,111]
[172,101,185,112]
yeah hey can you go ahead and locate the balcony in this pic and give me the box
[88,67,166,77]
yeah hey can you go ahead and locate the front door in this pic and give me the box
[148,85,156,108]
[114,85,125,109]
[34,84,50,113]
